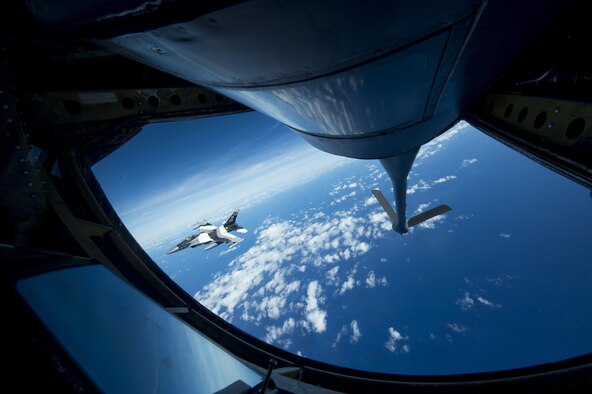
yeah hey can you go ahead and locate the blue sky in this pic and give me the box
[92,111,349,243]
[92,113,592,375]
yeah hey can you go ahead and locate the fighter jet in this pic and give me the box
[166,210,247,254]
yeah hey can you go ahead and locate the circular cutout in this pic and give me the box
[147,96,160,107]
[534,111,547,129]
[517,107,528,123]
[566,118,585,139]
[121,97,135,110]
[170,94,181,106]
[504,104,513,118]
[198,93,208,104]
[64,100,81,115]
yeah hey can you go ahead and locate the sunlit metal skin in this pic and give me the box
[85,0,575,235]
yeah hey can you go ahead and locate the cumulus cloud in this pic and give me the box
[447,323,468,333]
[477,296,502,309]
[331,190,357,206]
[461,158,478,168]
[332,325,347,348]
[325,266,340,284]
[407,179,431,194]
[191,119,466,351]
[432,175,457,184]
[364,196,378,206]
[350,320,362,343]
[365,271,388,288]
[265,318,296,345]
[338,271,357,295]
[415,121,469,161]
[385,327,409,353]
[456,292,475,311]
[408,175,457,195]
[500,233,511,238]
[304,281,327,333]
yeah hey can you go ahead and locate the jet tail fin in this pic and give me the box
[224,210,240,227]
[407,205,451,227]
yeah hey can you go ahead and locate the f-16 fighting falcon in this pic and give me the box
[166,210,247,254]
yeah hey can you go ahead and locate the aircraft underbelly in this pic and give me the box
[192,233,213,245]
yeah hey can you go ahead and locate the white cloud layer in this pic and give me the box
[190,121,470,351]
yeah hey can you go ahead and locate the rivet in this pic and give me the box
[22,169,29,175]
[2,104,8,109]
[29,193,37,199]
[26,182,33,187]
[15,144,21,150]
[547,122,554,129]
[34,204,41,209]
[554,107,560,114]
[18,157,25,162]
[0,89,4,94]
[151,46,166,54]
[6,117,13,123]
[5,131,11,136]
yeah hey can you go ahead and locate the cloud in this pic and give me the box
[265,318,296,345]
[500,233,511,238]
[325,266,340,284]
[365,271,388,288]
[338,276,355,295]
[447,323,468,333]
[432,175,457,184]
[190,121,468,350]
[332,319,363,347]
[338,267,359,295]
[456,292,475,311]
[385,327,409,353]
[364,196,378,206]
[477,296,502,309]
[119,143,351,243]
[407,175,457,195]
[407,179,431,194]
[331,325,347,348]
[350,320,362,343]
[415,121,469,161]
[304,281,327,333]
[331,190,357,206]
[461,158,478,168]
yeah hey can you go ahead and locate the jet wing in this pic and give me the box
[203,242,223,251]
[216,225,244,244]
